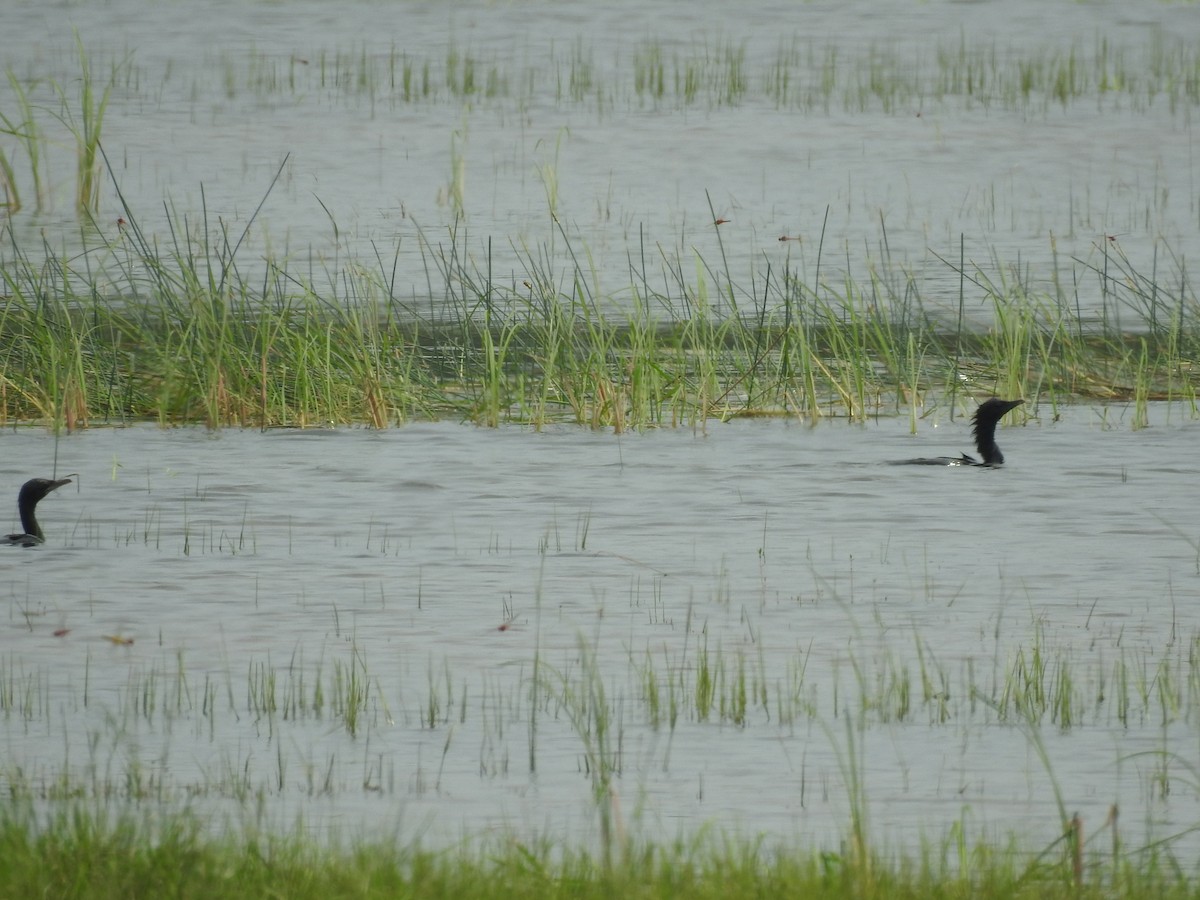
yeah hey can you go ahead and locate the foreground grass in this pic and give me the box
[0,806,1195,900]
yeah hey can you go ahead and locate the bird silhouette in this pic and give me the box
[5,477,72,546]
[893,399,1024,467]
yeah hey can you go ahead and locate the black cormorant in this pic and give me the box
[5,477,71,546]
[894,398,1024,467]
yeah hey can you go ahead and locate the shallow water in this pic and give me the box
[5,0,1200,857]
[3,402,1200,854]
[4,0,1199,322]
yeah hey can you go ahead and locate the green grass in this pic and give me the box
[1,30,1197,430]
[52,30,1200,115]
[11,613,1200,747]
[0,195,1197,431]
[0,159,1193,435]
[0,801,1196,899]
[5,561,1200,894]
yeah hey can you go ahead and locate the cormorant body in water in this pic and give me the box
[895,398,1023,467]
[5,477,71,546]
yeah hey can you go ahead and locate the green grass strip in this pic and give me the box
[0,804,1196,900]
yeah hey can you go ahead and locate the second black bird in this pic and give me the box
[5,477,72,547]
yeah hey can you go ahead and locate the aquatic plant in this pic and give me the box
[46,37,123,215]
[3,190,1199,431]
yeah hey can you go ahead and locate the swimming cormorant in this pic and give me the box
[895,398,1024,467]
[5,477,72,546]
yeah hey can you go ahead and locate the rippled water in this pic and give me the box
[3,402,1200,853]
[5,0,1200,857]
[4,0,1199,321]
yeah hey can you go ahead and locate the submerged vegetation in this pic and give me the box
[3,604,1200,896]
[8,29,1200,116]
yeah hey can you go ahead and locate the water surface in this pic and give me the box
[5,0,1200,858]
[3,403,1199,854]
[3,0,1198,322]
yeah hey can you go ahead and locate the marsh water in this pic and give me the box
[5,0,1200,859]
[4,0,1200,322]
[4,404,1200,855]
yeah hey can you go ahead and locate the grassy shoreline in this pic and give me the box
[1,205,1196,432]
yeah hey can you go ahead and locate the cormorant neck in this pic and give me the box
[19,497,45,540]
[976,442,1004,467]
[12,477,71,545]
[970,398,1023,467]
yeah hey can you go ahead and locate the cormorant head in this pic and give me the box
[17,477,72,540]
[19,477,72,507]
